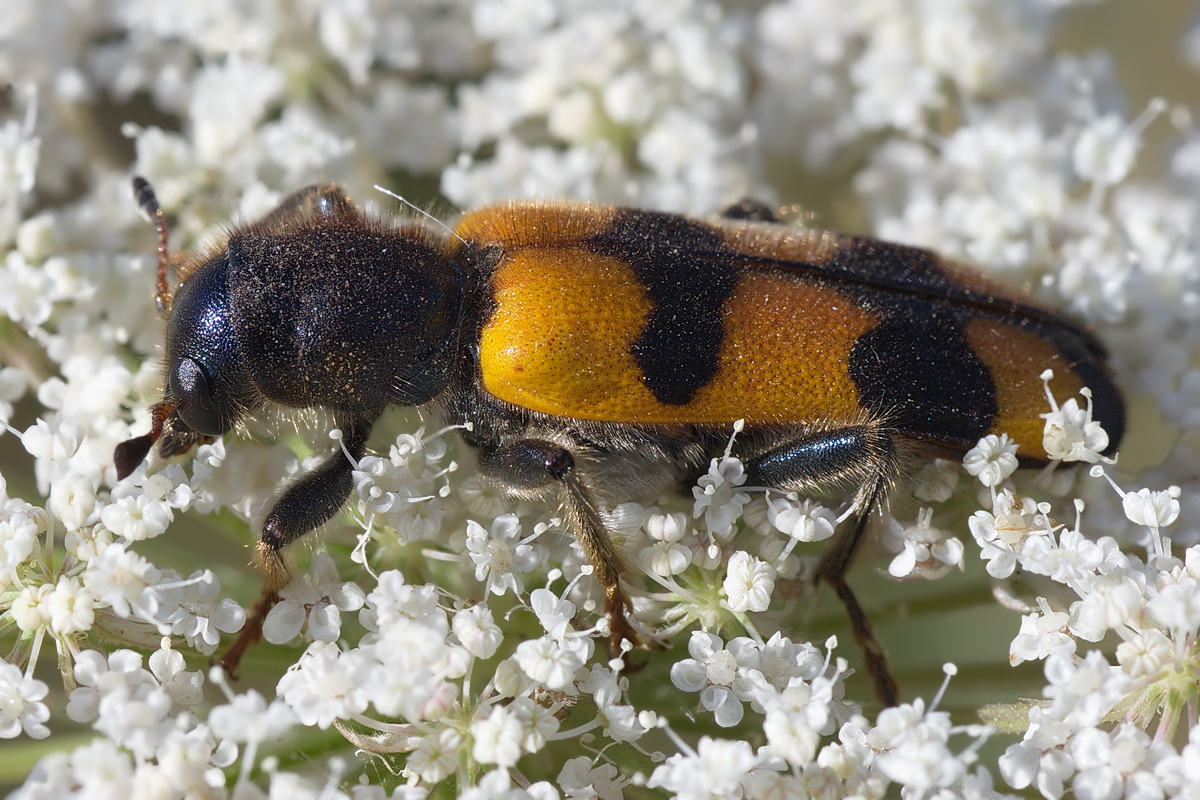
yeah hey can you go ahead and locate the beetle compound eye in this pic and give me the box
[171,357,227,436]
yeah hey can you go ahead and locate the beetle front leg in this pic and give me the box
[477,439,643,655]
[744,424,901,706]
[257,409,381,577]
[218,409,379,677]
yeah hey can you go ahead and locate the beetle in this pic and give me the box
[114,177,1125,704]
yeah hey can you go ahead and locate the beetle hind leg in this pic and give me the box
[744,424,901,706]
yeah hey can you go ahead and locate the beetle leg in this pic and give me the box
[219,410,379,676]
[720,198,779,223]
[253,183,358,228]
[217,409,379,678]
[218,409,379,676]
[477,440,643,655]
[257,409,381,577]
[744,425,901,706]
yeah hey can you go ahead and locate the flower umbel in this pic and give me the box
[1,1,1194,797]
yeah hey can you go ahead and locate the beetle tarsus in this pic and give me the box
[216,588,282,679]
[825,572,899,708]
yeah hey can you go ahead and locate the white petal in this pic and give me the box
[262,602,306,644]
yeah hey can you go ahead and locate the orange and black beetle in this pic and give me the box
[115,178,1124,704]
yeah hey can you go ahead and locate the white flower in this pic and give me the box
[458,769,558,800]
[275,642,372,729]
[364,617,459,721]
[912,458,959,503]
[1146,579,1200,635]
[45,575,95,635]
[670,631,761,728]
[514,635,582,691]
[0,508,40,581]
[1114,629,1172,680]
[465,513,538,596]
[642,539,693,577]
[1070,724,1160,800]
[48,472,97,531]
[963,433,1019,487]
[0,661,50,739]
[1073,110,1159,187]
[692,453,750,540]
[82,541,160,619]
[557,756,623,800]
[208,689,296,743]
[868,699,963,792]
[646,510,689,543]
[765,496,837,543]
[63,648,178,760]
[9,583,52,632]
[262,552,366,644]
[599,702,651,744]
[1121,486,1181,530]
[405,728,463,785]
[1010,598,1075,665]
[150,570,245,655]
[640,509,697,576]
[526,584,592,663]
[69,653,153,727]
[20,418,80,462]
[66,740,135,798]
[93,679,172,760]
[471,704,524,767]
[351,429,453,543]
[647,736,759,799]
[99,492,173,541]
[153,726,236,794]
[968,489,1050,579]
[722,550,775,613]
[452,604,503,660]
[886,508,964,579]
[190,57,285,164]
[147,644,204,711]
[1040,377,1110,463]
[1072,572,1144,641]
[762,698,820,766]
[363,570,446,633]
[509,695,561,752]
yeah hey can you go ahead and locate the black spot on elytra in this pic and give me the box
[586,209,739,405]
[820,237,984,304]
[849,309,997,445]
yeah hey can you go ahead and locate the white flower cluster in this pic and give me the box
[16,641,300,798]
[2,0,1200,797]
[653,663,1003,799]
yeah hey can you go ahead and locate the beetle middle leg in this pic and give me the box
[744,424,901,706]
[477,439,644,655]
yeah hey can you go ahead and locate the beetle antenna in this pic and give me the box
[372,184,467,247]
[131,175,173,315]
